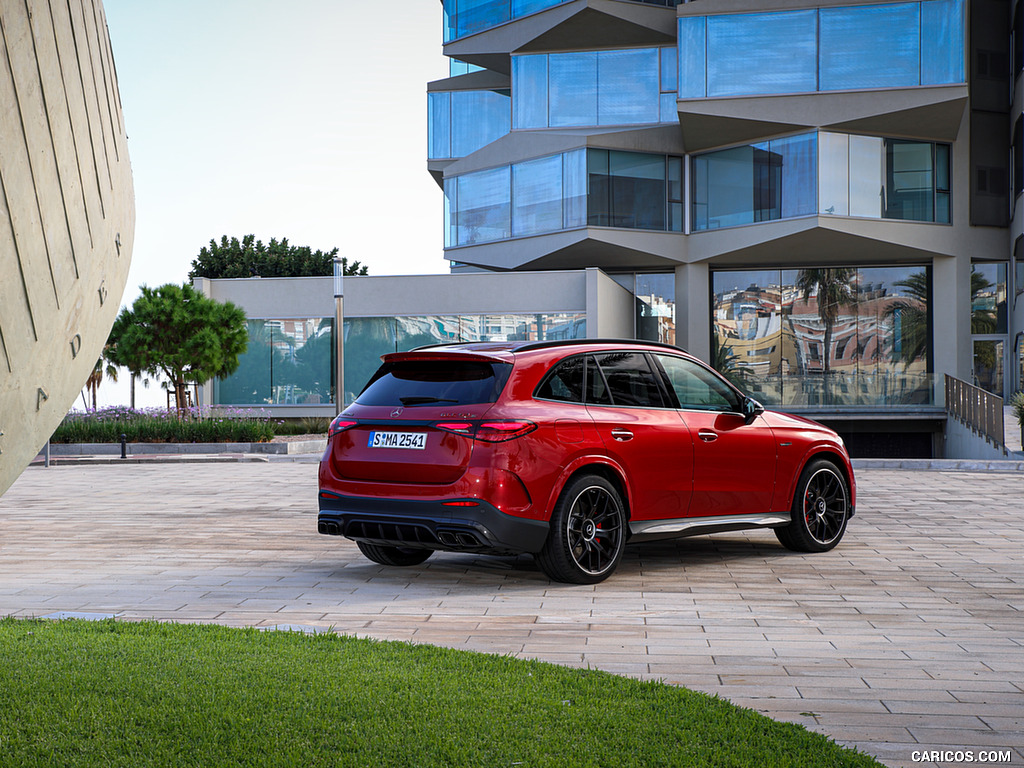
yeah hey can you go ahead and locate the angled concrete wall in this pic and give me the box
[0,0,134,496]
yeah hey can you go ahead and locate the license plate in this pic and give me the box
[367,431,427,450]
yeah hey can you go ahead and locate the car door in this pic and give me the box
[584,352,693,521]
[653,353,776,517]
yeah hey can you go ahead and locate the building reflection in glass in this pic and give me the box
[712,266,933,407]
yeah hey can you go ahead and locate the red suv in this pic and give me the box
[318,340,855,583]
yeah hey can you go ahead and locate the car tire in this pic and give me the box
[356,541,433,567]
[775,459,851,553]
[537,474,627,584]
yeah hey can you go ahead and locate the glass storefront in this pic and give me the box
[678,0,965,99]
[214,318,334,406]
[634,273,676,345]
[711,266,933,406]
[343,312,586,404]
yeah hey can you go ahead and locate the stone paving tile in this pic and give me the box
[2,463,1024,767]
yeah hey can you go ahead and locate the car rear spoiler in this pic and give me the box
[381,350,513,364]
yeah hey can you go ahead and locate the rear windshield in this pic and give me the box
[356,360,512,407]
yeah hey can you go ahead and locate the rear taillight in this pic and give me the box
[328,417,358,438]
[434,420,536,443]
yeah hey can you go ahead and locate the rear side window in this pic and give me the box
[536,356,585,403]
[595,352,664,408]
[357,360,512,406]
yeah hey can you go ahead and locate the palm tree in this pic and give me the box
[970,267,998,334]
[83,345,119,411]
[795,268,856,374]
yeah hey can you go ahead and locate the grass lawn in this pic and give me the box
[0,618,882,767]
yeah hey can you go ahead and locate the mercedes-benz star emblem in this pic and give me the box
[391,408,403,418]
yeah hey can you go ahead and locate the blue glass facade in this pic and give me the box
[513,47,676,129]
[445,149,682,248]
[679,0,965,98]
[693,132,951,232]
[428,89,511,160]
[444,0,682,42]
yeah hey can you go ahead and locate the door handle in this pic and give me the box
[610,428,634,442]
[698,429,718,443]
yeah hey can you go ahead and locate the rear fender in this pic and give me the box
[544,455,632,520]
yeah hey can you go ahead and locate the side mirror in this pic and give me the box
[742,396,765,425]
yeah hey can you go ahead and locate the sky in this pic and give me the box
[93,0,450,407]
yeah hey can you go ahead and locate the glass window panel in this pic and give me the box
[635,273,676,345]
[820,3,921,91]
[513,0,564,15]
[451,90,510,158]
[971,263,1008,335]
[512,155,563,236]
[549,52,598,127]
[455,166,511,245]
[598,49,659,125]
[609,151,666,230]
[974,339,1004,395]
[819,132,850,216]
[693,146,756,230]
[856,267,931,384]
[343,317,397,404]
[771,133,817,219]
[215,319,273,405]
[443,178,456,248]
[921,0,965,84]
[562,149,587,229]
[660,46,677,93]
[536,356,585,402]
[596,352,665,407]
[512,55,548,129]
[660,93,677,123]
[456,0,509,39]
[706,10,817,97]
[711,270,784,400]
[268,318,334,405]
[677,16,706,99]
[427,92,451,160]
[885,140,934,222]
[587,149,611,227]
[668,155,683,202]
[849,135,885,218]
[657,354,738,411]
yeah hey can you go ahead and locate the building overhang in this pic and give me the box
[677,84,969,151]
[444,0,677,74]
[446,228,686,271]
[688,216,967,267]
[444,124,685,177]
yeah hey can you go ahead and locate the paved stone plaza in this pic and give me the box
[1,460,1021,768]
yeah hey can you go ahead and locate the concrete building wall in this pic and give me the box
[195,277,334,318]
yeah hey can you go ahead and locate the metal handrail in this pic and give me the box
[944,374,1005,448]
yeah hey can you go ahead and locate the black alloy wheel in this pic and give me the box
[537,474,626,584]
[775,459,850,553]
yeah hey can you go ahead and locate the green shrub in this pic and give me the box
[51,407,276,444]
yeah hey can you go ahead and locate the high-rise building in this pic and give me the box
[427,0,1020,456]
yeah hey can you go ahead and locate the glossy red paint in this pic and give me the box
[318,339,856,583]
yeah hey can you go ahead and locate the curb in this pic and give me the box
[852,458,1024,472]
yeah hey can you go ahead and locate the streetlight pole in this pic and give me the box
[333,258,345,416]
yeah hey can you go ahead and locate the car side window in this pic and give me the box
[535,356,584,403]
[585,355,613,405]
[656,354,740,412]
[594,352,665,408]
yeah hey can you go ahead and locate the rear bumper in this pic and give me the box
[317,491,549,555]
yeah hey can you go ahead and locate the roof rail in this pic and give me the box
[513,338,688,354]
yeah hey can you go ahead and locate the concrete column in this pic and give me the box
[675,262,710,361]
[932,254,973,383]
